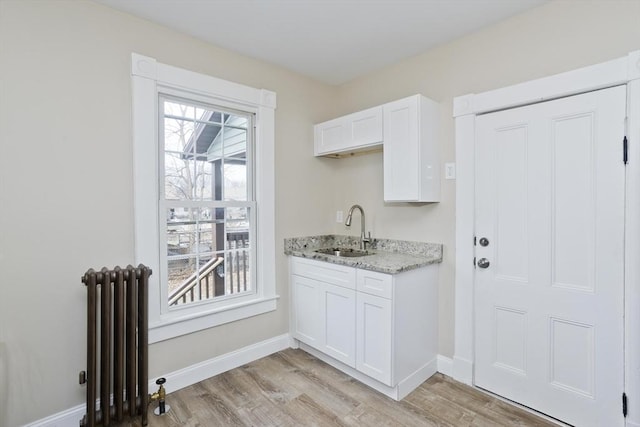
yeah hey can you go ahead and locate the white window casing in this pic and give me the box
[131,53,278,343]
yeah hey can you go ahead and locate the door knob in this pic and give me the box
[479,237,489,247]
[477,258,490,269]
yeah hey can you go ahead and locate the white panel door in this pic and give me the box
[475,86,626,427]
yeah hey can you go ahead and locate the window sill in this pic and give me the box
[148,295,279,343]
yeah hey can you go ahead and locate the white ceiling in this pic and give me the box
[96,0,547,85]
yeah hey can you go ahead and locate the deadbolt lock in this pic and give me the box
[479,237,489,247]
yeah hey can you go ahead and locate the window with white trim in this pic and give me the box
[131,54,278,343]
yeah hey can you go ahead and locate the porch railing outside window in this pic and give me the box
[168,230,249,306]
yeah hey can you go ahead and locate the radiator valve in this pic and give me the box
[149,377,170,416]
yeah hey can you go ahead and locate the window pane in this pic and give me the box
[227,207,250,234]
[195,254,219,302]
[224,207,251,294]
[194,156,213,201]
[223,250,251,295]
[225,113,248,129]
[224,163,247,201]
[163,118,195,152]
[164,153,196,200]
[167,257,196,298]
[225,211,250,295]
[196,107,222,123]
[167,207,227,256]
[222,127,247,159]
[164,100,194,119]
[198,208,216,255]
[195,122,222,156]
[167,208,197,256]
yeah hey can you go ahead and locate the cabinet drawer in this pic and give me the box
[291,257,356,289]
[357,269,393,299]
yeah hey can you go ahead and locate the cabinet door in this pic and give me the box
[383,96,420,201]
[314,106,383,156]
[292,275,322,349]
[383,95,440,202]
[322,283,356,367]
[345,106,383,150]
[356,292,393,385]
[314,117,344,156]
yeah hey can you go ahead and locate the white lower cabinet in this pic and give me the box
[291,257,357,367]
[290,256,438,400]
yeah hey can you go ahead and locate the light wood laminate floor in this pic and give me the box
[122,348,557,426]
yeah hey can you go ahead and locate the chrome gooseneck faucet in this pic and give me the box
[345,204,371,250]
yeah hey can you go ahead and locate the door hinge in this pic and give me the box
[624,136,628,164]
[623,392,628,417]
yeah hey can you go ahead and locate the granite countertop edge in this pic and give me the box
[284,235,443,274]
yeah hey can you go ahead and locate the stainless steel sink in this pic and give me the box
[315,247,374,257]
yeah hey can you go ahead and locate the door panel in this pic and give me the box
[475,86,626,427]
[494,125,529,282]
[552,113,596,291]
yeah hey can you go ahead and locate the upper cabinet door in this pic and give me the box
[383,95,440,202]
[314,116,345,156]
[347,106,383,149]
[314,106,383,157]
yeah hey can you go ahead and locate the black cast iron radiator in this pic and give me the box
[79,265,152,427]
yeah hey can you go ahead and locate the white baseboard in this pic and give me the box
[23,403,86,427]
[396,357,438,400]
[25,338,462,427]
[25,333,290,427]
[437,355,453,377]
[159,333,289,394]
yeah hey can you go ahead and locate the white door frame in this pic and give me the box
[453,50,640,426]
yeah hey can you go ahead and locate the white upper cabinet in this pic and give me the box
[313,94,440,203]
[383,95,440,202]
[314,106,383,157]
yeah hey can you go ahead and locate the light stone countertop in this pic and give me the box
[284,234,443,274]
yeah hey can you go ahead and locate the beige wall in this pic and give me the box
[0,1,337,425]
[1,0,639,425]
[331,0,640,358]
